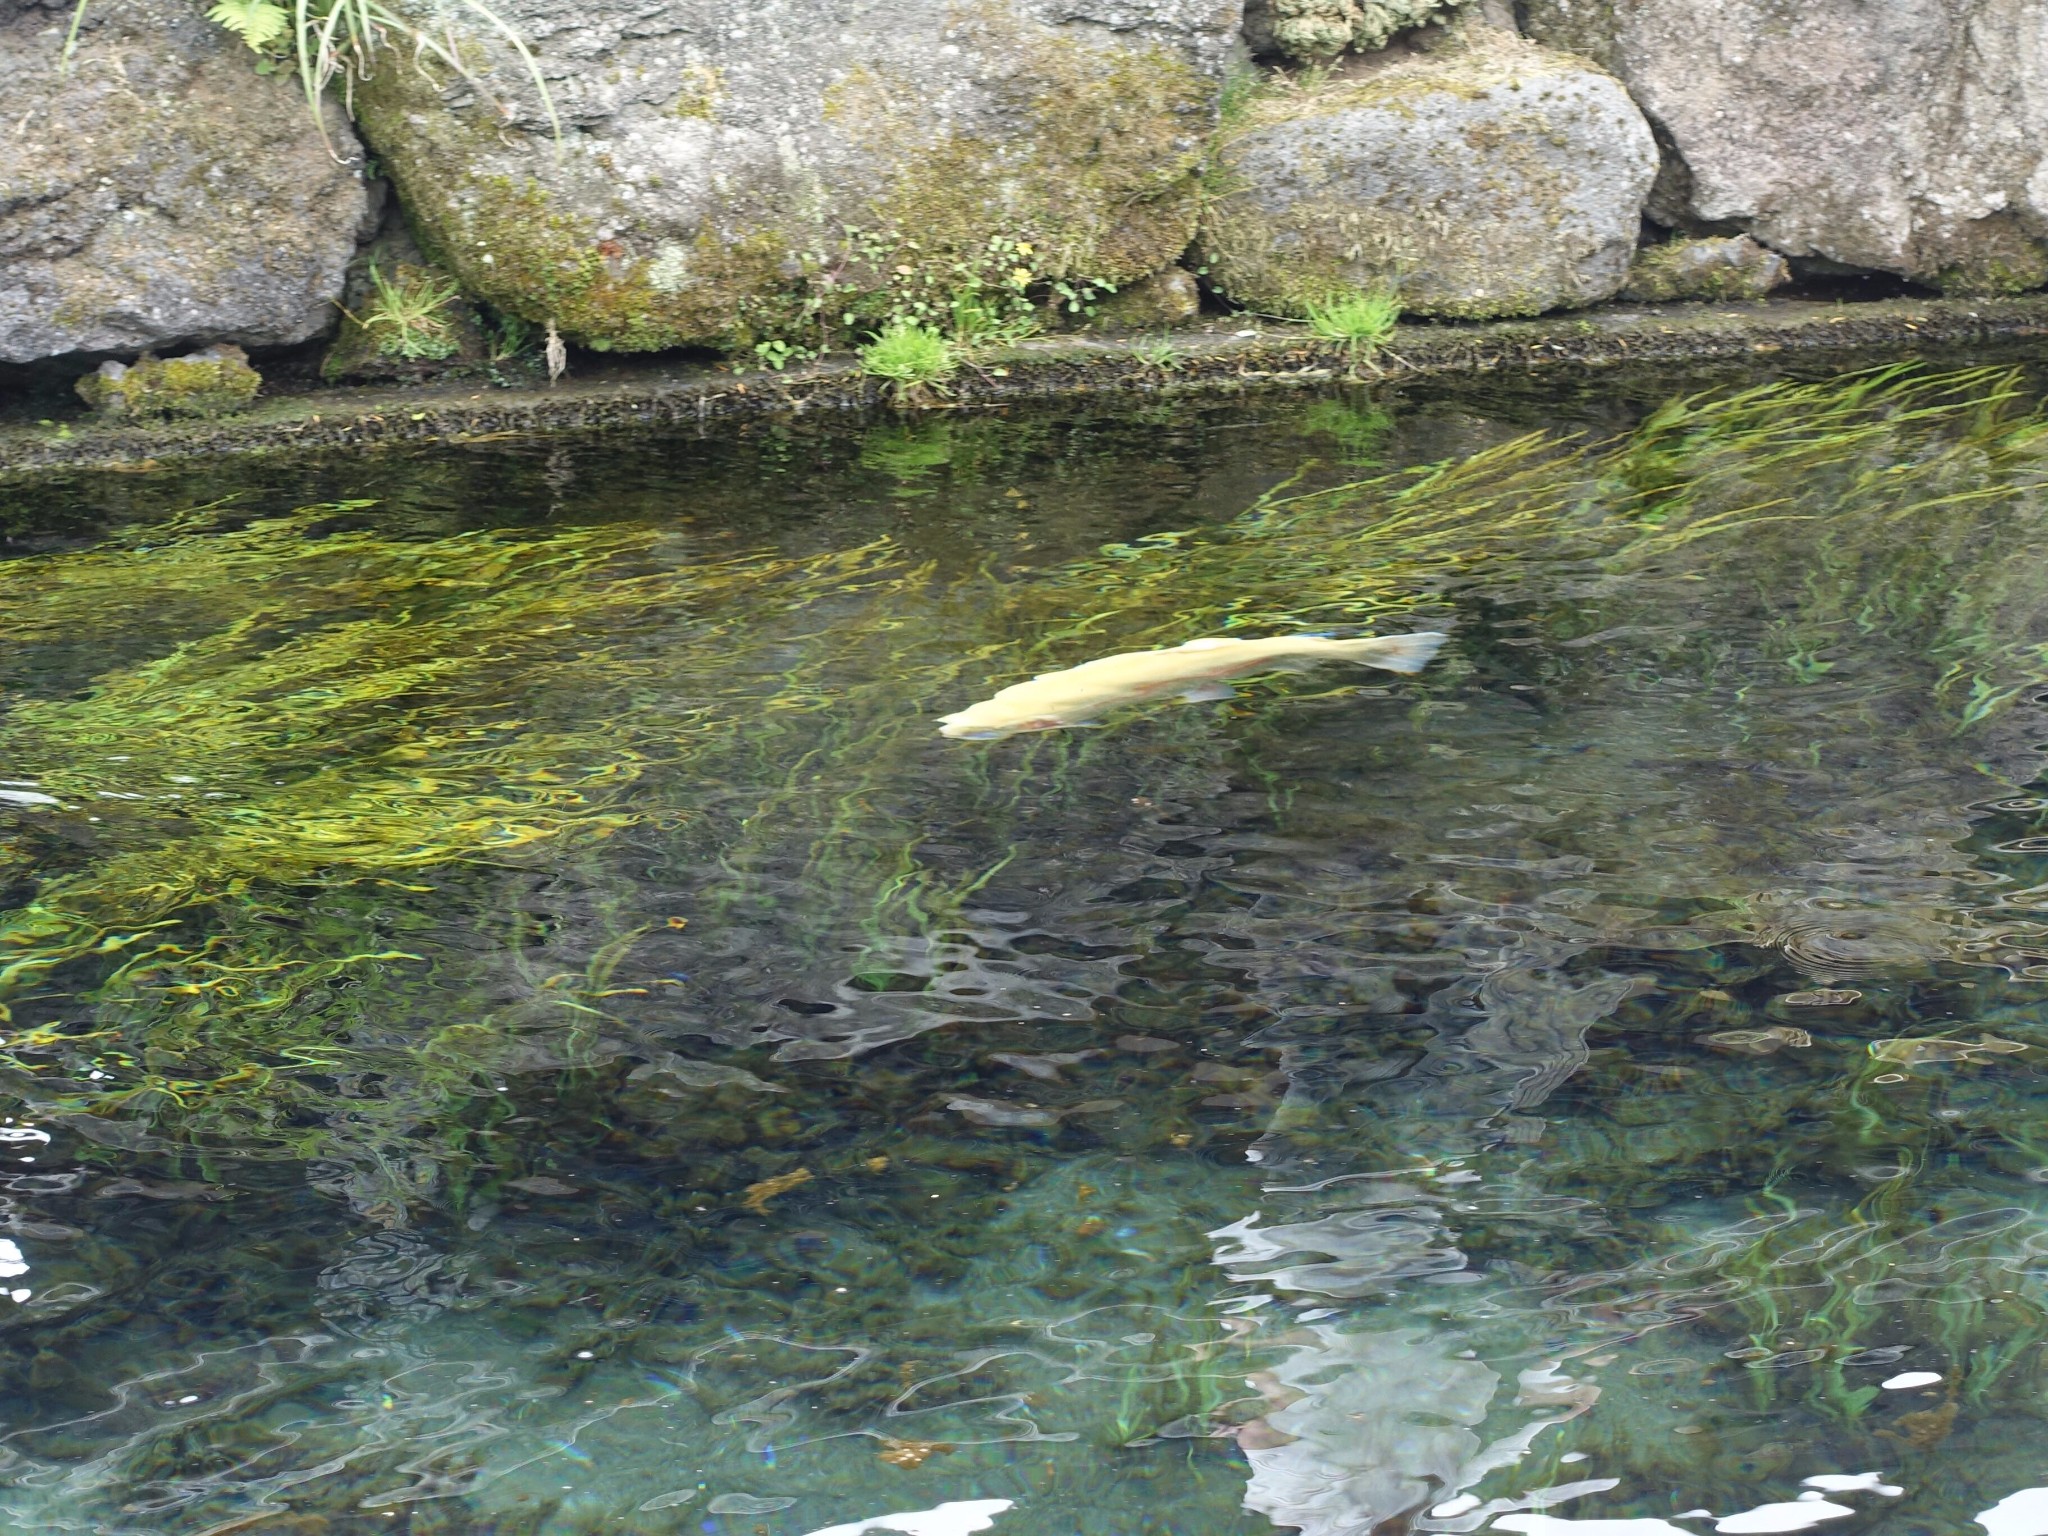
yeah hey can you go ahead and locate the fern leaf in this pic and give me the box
[206,0,291,50]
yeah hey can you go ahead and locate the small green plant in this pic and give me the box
[948,286,1041,348]
[1304,287,1401,367]
[1131,336,1183,372]
[737,228,1103,366]
[752,338,816,372]
[353,262,462,361]
[486,312,535,364]
[1050,276,1115,319]
[858,323,957,401]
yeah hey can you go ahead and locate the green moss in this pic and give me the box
[1931,218,2048,297]
[1621,237,1789,303]
[1085,268,1202,331]
[351,6,1214,354]
[353,71,788,352]
[826,12,1212,292]
[1246,0,1473,64]
[671,63,723,120]
[1197,36,1624,318]
[75,347,262,418]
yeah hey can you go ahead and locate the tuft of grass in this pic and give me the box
[1304,288,1401,366]
[1131,335,1183,372]
[858,322,957,401]
[354,262,462,361]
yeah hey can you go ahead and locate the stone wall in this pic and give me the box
[0,0,372,364]
[4,0,2044,374]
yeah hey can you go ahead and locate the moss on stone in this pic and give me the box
[1621,235,1790,303]
[1244,0,1472,64]
[671,64,724,120]
[322,258,489,384]
[1929,215,2048,297]
[75,346,262,418]
[825,11,1212,292]
[1198,32,1648,319]
[349,4,1214,355]
[353,70,789,353]
[1086,268,1203,330]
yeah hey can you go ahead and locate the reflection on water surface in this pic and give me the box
[2,365,2048,1535]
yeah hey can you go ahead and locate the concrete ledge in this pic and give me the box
[5,294,2047,479]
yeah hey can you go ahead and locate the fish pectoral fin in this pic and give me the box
[1178,681,1238,703]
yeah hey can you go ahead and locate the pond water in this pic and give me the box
[4,361,2048,1536]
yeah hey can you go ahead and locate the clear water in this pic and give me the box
[3,363,2048,1536]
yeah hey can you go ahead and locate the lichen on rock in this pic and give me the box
[1621,235,1789,304]
[75,345,262,417]
[1243,0,1471,63]
[1198,25,1656,319]
[350,0,1240,354]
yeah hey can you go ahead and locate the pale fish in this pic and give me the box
[1704,1026,1812,1056]
[937,631,1448,740]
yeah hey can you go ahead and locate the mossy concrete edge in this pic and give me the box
[7,294,2048,478]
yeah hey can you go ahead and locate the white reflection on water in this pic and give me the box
[803,1498,1017,1536]
[1979,1487,2048,1536]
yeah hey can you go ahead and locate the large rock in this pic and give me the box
[1198,28,1656,317]
[1520,0,2048,294]
[0,0,373,363]
[351,0,1241,352]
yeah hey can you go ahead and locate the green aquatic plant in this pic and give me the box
[5,365,2047,1222]
[0,504,913,1203]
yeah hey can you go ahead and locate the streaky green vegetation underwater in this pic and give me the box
[1,361,2048,1534]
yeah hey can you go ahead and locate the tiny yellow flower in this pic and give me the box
[1016,241,1033,256]
[1009,267,1033,286]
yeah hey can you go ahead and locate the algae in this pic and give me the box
[75,346,262,419]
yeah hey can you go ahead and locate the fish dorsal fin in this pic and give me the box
[1176,638,1239,651]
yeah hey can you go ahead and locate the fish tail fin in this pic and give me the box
[1331,631,1448,674]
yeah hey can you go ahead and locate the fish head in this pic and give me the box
[938,705,1067,740]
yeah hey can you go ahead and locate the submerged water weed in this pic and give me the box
[859,322,958,401]
[3,367,2047,1216]
[0,506,912,1197]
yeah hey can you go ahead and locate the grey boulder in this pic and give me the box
[1199,26,1656,317]
[1520,0,2048,294]
[351,0,1242,352]
[0,0,373,364]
